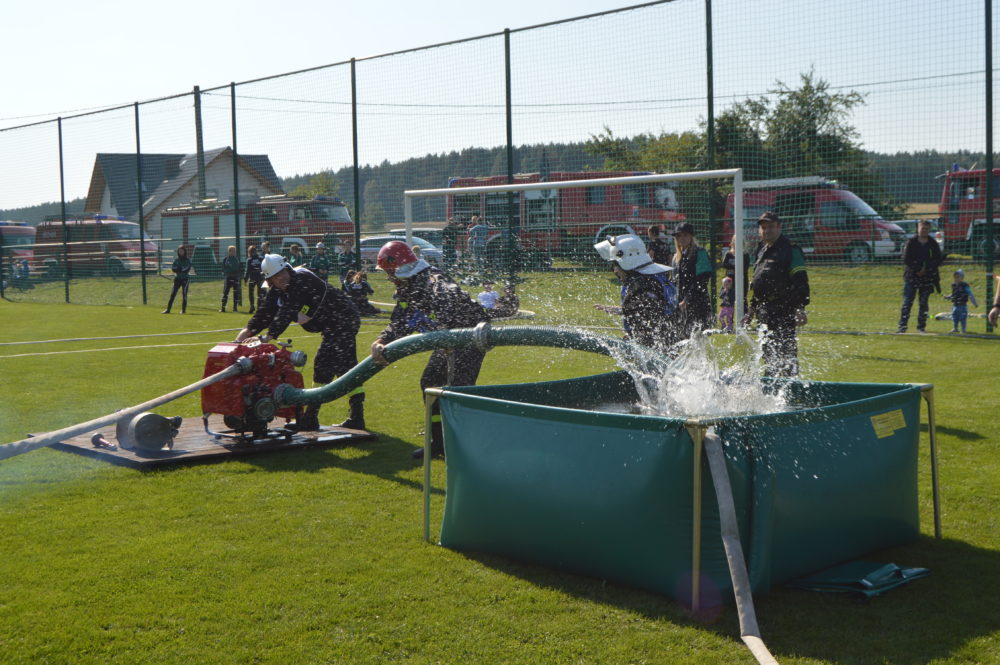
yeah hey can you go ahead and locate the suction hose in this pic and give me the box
[0,359,252,461]
[274,323,631,407]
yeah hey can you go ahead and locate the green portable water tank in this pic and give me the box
[436,371,922,603]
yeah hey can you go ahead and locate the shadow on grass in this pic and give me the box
[459,535,1000,664]
[236,434,443,495]
[817,352,923,364]
[920,422,985,441]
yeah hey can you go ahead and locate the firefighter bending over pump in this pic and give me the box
[369,241,489,459]
[235,254,365,431]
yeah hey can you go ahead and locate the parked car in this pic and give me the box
[359,235,443,270]
[388,227,445,248]
[893,219,946,257]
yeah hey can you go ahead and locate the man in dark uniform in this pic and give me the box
[235,254,364,431]
[369,241,488,459]
[244,245,264,313]
[745,211,810,378]
[646,224,673,266]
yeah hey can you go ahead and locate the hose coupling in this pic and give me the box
[472,321,492,352]
[272,383,294,407]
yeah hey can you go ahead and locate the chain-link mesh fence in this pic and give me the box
[0,0,996,332]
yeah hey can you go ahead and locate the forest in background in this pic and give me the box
[0,146,982,229]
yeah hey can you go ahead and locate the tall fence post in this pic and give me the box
[505,28,516,282]
[231,83,242,255]
[134,102,148,305]
[705,0,717,306]
[0,229,5,300]
[986,0,995,332]
[58,117,70,303]
[351,57,362,257]
[194,85,207,199]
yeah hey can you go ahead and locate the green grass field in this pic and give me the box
[0,269,997,664]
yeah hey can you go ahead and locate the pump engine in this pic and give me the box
[201,338,306,441]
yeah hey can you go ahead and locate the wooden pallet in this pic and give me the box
[49,417,377,470]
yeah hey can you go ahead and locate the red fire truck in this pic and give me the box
[938,166,1000,258]
[0,221,36,280]
[160,195,355,275]
[35,216,159,277]
[446,171,685,259]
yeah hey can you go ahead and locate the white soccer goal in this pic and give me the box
[402,168,746,320]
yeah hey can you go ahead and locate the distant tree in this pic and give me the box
[360,179,386,231]
[289,171,340,199]
[586,70,905,218]
[715,69,904,216]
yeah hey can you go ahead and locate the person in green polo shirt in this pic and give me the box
[309,242,333,282]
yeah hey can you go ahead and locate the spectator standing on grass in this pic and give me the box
[244,245,263,313]
[287,244,306,268]
[162,246,192,314]
[671,221,713,338]
[309,242,332,282]
[944,268,978,333]
[647,224,673,265]
[469,216,489,268]
[897,219,943,333]
[744,211,810,377]
[338,237,358,285]
[988,275,1000,327]
[219,245,242,313]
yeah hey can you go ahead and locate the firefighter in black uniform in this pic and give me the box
[594,233,679,353]
[235,254,364,431]
[244,245,264,313]
[744,211,810,378]
[369,241,488,459]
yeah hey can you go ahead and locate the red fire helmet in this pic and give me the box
[377,240,428,278]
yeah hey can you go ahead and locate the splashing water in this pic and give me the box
[600,328,792,418]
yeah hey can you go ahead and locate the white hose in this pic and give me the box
[0,362,245,461]
[703,430,780,665]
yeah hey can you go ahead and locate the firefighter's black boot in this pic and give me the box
[338,394,366,430]
[288,404,321,432]
[411,421,444,459]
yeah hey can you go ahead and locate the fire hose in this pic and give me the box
[273,322,632,407]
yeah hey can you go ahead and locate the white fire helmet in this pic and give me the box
[261,253,290,282]
[594,234,670,275]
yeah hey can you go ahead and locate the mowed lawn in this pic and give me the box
[0,267,997,665]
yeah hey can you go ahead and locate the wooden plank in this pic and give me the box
[48,417,377,470]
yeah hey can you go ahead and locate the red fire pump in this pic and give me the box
[201,337,307,442]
